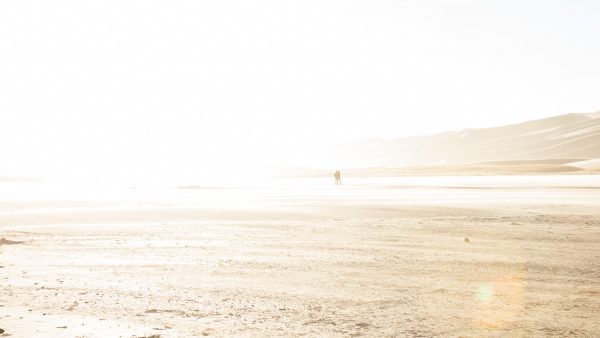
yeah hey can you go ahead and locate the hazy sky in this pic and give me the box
[1,0,599,180]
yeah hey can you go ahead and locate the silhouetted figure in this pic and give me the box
[334,170,341,185]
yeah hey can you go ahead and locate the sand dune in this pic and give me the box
[335,111,600,167]
[567,158,600,169]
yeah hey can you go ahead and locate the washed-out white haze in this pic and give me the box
[1,0,599,183]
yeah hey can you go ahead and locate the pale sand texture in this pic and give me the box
[1,177,600,337]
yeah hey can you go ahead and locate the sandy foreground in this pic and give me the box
[1,177,600,337]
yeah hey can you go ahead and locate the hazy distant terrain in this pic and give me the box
[334,112,600,173]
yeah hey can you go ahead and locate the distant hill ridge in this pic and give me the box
[338,111,600,167]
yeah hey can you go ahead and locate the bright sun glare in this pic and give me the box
[1,1,600,183]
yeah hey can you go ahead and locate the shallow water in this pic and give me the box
[2,175,600,211]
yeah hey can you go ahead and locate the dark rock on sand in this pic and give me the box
[0,238,26,246]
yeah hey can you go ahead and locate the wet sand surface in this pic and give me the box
[1,177,600,337]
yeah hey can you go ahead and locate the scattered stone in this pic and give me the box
[0,238,26,246]
[66,301,79,311]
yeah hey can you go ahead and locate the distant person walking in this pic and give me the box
[334,170,342,185]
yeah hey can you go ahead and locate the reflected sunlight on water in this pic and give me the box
[2,175,600,210]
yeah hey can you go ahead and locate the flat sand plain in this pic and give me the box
[1,176,600,337]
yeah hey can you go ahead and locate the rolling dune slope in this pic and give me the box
[339,112,600,168]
